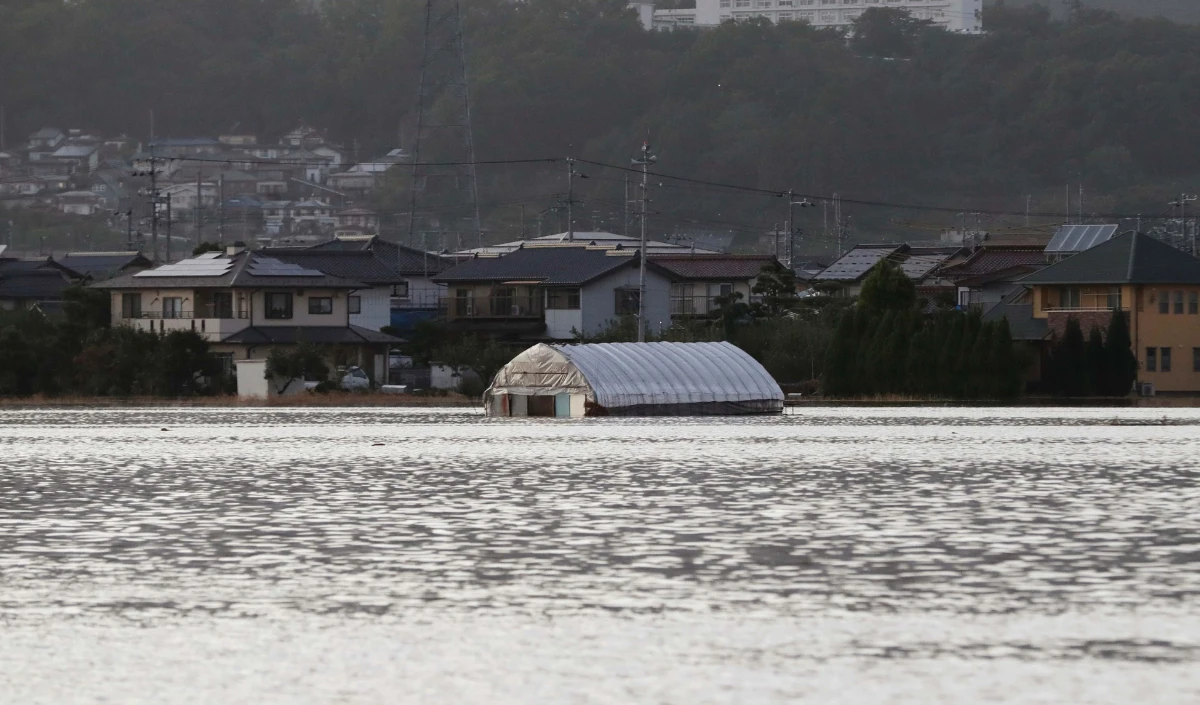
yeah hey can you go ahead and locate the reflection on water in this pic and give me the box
[1,408,1199,704]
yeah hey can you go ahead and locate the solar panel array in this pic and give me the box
[900,254,951,279]
[246,256,323,277]
[816,247,899,281]
[1046,224,1118,254]
[135,255,234,278]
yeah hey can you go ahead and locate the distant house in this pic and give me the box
[217,170,261,197]
[309,235,454,331]
[1015,231,1200,394]
[91,249,403,382]
[50,144,101,173]
[260,248,412,331]
[58,252,153,281]
[457,231,722,257]
[650,254,777,318]
[813,244,963,299]
[0,256,81,313]
[27,127,66,152]
[326,168,382,197]
[152,138,221,157]
[334,208,380,237]
[937,246,1048,311]
[432,244,673,340]
[57,190,106,216]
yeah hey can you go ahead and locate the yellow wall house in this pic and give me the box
[91,247,404,382]
[1022,232,1200,394]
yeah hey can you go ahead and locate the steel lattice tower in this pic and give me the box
[407,0,481,251]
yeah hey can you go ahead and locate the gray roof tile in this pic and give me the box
[1022,232,1200,285]
[433,246,640,286]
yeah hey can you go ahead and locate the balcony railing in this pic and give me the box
[440,295,545,319]
[124,310,249,320]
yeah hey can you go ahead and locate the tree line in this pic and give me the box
[3,2,1200,243]
[1043,313,1137,396]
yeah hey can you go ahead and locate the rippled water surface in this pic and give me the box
[2,407,1199,704]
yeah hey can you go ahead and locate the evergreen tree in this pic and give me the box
[1085,326,1107,396]
[1056,317,1089,397]
[822,311,858,397]
[992,318,1022,399]
[1105,310,1137,396]
[966,321,993,399]
[859,259,917,315]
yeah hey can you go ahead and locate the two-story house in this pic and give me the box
[92,248,403,381]
[432,244,673,340]
[259,248,410,331]
[651,254,776,318]
[1019,231,1200,394]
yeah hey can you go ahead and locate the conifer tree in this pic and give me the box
[1085,326,1107,396]
[1057,317,1089,397]
[1105,310,1137,396]
[822,311,857,397]
[992,318,1022,399]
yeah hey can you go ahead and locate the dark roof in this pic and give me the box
[650,254,776,280]
[938,247,1047,281]
[0,268,73,300]
[1021,232,1200,285]
[220,325,403,345]
[433,246,640,286]
[308,237,453,276]
[57,252,152,280]
[259,249,406,286]
[0,257,82,279]
[91,251,367,290]
[815,244,905,282]
[982,303,1050,341]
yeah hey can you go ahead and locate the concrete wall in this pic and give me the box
[235,359,269,400]
[545,309,584,339]
[580,265,671,336]
[351,287,391,331]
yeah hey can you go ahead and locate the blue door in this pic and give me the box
[554,393,571,418]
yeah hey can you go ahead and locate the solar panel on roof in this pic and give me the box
[246,256,323,277]
[135,256,235,278]
[1046,224,1118,254]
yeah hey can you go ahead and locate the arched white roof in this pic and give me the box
[490,342,783,410]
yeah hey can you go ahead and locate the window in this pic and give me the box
[162,297,183,319]
[492,287,516,316]
[392,281,410,298]
[1162,347,1172,372]
[213,352,235,378]
[1160,292,1169,314]
[1175,291,1185,314]
[454,289,473,317]
[212,292,233,319]
[1146,347,1157,372]
[1107,287,1122,311]
[1061,287,1081,309]
[547,288,581,310]
[265,292,293,320]
[308,297,333,315]
[121,293,142,319]
[1191,292,1198,315]
[615,288,640,316]
[1193,347,1200,373]
[348,295,361,315]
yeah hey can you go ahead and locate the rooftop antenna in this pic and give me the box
[407,0,481,257]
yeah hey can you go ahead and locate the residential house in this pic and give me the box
[57,190,106,216]
[218,134,259,147]
[650,254,777,318]
[0,256,81,312]
[327,167,383,198]
[813,243,963,299]
[0,151,21,175]
[1016,231,1200,394]
[937,245,1048,311]
[50,144,100,174]
[334,208,380,237]
[27,127,66,154]
[152,138,221,157]
[91,249,403,382]
[458,230,722,257]
[162,182,218,213]
[217,170,261,197]
[260,248,411,331]
[309,235,454,331]
[432,244,673,340]
[57,252,153,281]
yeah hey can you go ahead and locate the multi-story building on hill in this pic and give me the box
[634,0,982,33]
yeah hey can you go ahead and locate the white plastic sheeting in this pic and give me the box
[488,342,784,414]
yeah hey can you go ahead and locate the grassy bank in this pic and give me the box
[0,392,481,408]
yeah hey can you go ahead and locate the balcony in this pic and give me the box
[440,295,545,320]
[122,310,250,339]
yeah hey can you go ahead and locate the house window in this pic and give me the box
[1160,292,1169,314]
[1107,287,1121,311]
[308,297,333,315]
[547,288,581,310]
[212,292,233,319]
[1193,347,1200,372]
[121,293,142,319]
[454,288,473,317]
[1146,347,1157,372]
[1162,347,1172,372]
[615,288,640,316]
[265,292,293,320]
[1174,291,1185,314]
[162,297,184,319]
[1191,292,1198,315]
[1061,287,1081,309]
[348,295,361,315]
[392,281,410,298]
[492,287,516,316]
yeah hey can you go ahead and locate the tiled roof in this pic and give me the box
[650,254,776,280]
[939,247,1047,281]
[308,237,453,276]
[434,246,640,286]
[91,251,366,290]
[221,325,403,345]
[58,252,151,280]
[815,245,904,282]
[259,249,406,286]
[0,269,73,300]
[1022,232,1200,285]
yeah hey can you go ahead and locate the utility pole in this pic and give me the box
[783,190,814,269]
[1026,195,1032,227]
[834,193,844,257]
[218,173,225,244]
[0,105,5,150]
[125,210,134,251]
[624,175,631,237]
[566,156,585,241]
[195,169,203,247]
[165,195,172,263]
[631,142,656,343]
[149,144,159,262]
[520,204,526,239]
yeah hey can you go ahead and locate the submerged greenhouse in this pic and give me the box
[485,342,784,417]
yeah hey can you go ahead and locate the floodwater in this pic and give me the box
[1,407,1198,704]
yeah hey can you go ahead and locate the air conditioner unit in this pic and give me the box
[1140,382,1156,397]
[511,305,522,316]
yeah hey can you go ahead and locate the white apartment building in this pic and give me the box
[635,0,982,34]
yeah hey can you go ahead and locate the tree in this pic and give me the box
[1104,310,1137,396]
[991,318,1022,399]
[153,330,221,396]
[193,242,223,256]
[850,8,935,59]
[751,261,799,317]
[858,259,917,315]
[265,342,330,395]
[1085,326,1107,396]
[1052,317,1089,397]
[822,310,857,397]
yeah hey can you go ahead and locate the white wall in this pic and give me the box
[351,287,391,331]
[689,0,981,32]
[545,309,584,340]
[235,359,269,400]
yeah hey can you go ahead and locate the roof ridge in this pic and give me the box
[1126,230,1138,282]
